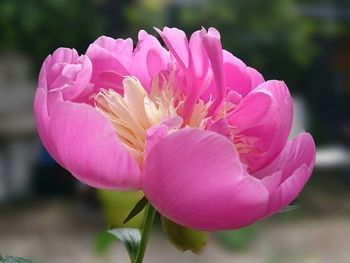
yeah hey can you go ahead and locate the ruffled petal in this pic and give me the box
[142,128,269,231]
[49,101,141,190]
[254,133,316,214]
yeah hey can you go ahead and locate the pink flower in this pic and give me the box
[34,27,316,231]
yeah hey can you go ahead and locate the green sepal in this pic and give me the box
[161,217,208,254]
[123,196,148,224]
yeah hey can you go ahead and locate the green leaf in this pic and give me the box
[161,217,208,254]
[95,231,119,253]
[95,228,141,262]
[123,196,148,224]
[0,255,35,263]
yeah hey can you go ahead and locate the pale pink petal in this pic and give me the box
[142,128,269,231]
[254,133,316,214]
[48,101,141,190]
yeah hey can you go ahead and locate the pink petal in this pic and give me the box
[38,55,50,90]
[228,91,272,127]
[48,101,141,190]
[229,80,293,172]
[200,28,225,115]
[131,30,169,91]
[46,48,79,88]
[61,55,93,101]
[86,42,130,92]
[155,27,190,70]
[92,36,133,68]
[144,116,183,156]
[188,30,209,79]
[223,50,265,97]
[246,67,265,89]
[254,133,316,214]
[207,118,233,140]
[34,88,60,161]
[142,128,269,231]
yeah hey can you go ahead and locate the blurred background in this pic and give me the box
[0,0,350,262]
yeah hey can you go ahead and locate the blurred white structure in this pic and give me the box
[316,146,350,169]
[291,96,350,170]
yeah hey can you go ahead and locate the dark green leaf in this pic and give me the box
[95,228,141,262]
[161,217,208,254]
[123,196,148,224]
[0,255,35,263]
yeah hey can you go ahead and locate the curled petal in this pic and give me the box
[254,133,316,214]
[49,101,141,190]
[142,128,269,231]
[229,80,293,172]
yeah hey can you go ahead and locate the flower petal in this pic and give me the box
[188,30,209,79]
[254,133,316,214]
[86,39,130,91]
[223,50,265,97]
[34,88,60,161]
[131,30,169,91]
[92,36,133,68]
[49,101,141,190]
[201,28,226,115]
[155,27,190,70]
[142,128,269,231]
[229,80,293,172]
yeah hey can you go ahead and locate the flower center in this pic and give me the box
[95,76,210,166]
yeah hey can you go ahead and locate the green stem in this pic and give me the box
[134,203,156,263]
